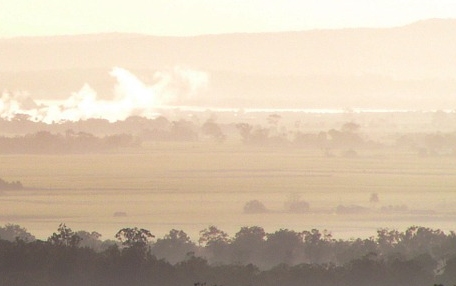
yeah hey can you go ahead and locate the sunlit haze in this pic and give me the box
[3,2,456,283]
[2,0,456,37]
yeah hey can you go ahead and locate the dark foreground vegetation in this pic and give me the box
[0,224,456,286]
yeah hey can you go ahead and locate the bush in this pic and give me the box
[0,178,23,190]
[243,200,268,214]
[285,200,310,213]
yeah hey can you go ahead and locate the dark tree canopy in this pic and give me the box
[0,223,454,285]
[47,223,82,247]
[115,227,154,248]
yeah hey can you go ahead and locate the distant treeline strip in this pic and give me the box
[1,115,456,154]
[0,131,140,153]
[0,178,22,190]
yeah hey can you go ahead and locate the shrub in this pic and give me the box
[243,200,268,214]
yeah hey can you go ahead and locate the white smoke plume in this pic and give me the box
[0,90,38,120]
[0,66,209,123]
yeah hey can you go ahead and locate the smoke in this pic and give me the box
[0,66,209,123]
[0,91,38,120]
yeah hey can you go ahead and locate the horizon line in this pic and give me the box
[1,17,454,40]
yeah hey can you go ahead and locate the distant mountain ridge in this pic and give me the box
[1,19,456,109]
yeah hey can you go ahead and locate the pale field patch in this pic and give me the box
[0,142,455,241]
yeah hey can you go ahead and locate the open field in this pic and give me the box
[1,142,456,241]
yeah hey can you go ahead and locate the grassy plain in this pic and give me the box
[1,142,456,241]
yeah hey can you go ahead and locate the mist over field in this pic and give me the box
[1,18,456,286]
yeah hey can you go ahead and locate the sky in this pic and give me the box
[1,0,456,38]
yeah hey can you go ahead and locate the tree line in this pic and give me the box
[0,223,455,285]
[0,178,23,190]
[1,114,456,155]
[0,130,139,153]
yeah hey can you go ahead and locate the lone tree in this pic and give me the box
[369,193,380,207]
[284,193,310,213]
[115,227,155,249]
[47,223,81,247]
[198,225,230,247]
[369,193,380,205]
[243,200,268,214]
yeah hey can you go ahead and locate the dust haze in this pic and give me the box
[1,18,456,285]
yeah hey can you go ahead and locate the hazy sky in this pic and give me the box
[1,0,456,37]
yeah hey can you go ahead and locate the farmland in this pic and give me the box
[1,142,455,241]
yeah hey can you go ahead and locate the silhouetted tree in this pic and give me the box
[152,229,197,264]
[76,230,104,251]
[115,227,154,249]
[334,237,378,265]
[264,229,304,267]
[199,226,230,263]
[243,200,268,213]
[198,226,230,247]
[0,224,35,242]
[47,223,82,247]
[302,229,335,264]
[231,226,266,265]
[376,228,401,256]
[401,226,447,259]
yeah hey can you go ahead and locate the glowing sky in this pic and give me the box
[1,0,456,37]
